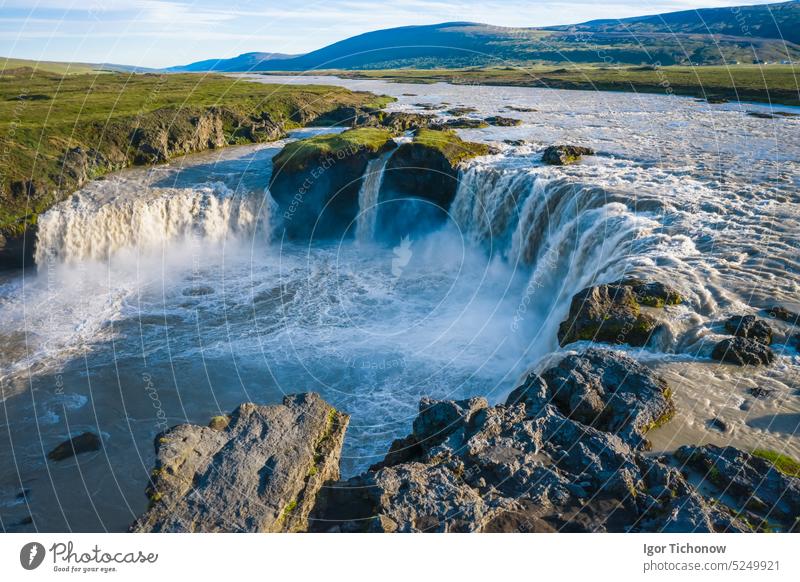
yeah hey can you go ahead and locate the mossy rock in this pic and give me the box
[272,127,395,174]
[410,128,490,166]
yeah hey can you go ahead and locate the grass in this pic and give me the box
[0,69,390,235]
[752,449,800,478]
[412,128,490,166]
[272,127,394,172]
[275,64,800,107]
[2,57,103,75]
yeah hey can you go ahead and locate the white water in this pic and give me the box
[355,152,393,242]
[2,79,799,532]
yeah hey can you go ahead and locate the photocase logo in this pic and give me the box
[391,235,413,278]
[20,542,46,570]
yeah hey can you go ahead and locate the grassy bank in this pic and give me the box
[0,69,392,237]
[268,64,799,107]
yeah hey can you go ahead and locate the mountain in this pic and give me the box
[170,1,800,71]
[165,52,298,72]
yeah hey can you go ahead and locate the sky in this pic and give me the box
[0,0,785,68]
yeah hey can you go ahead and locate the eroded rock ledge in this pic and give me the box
[131,393,348,533]
[133,350,799,533]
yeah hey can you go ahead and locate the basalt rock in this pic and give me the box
[724,314,773,345]
[766,305,799,324]
[47,432,102,461]
[311,347,747,533]
[542,144,595,165]
[557,279,682,347]
[131,393,348,533]
[711,337,775,366]
[675,444,800,532]
[484,116,522,127]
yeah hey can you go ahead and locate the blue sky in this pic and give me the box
[0,0,783,68]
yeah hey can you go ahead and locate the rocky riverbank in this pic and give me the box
[132,299,799,532]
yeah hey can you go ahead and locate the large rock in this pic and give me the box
[519,348,675,450]
[47,432,102,461]
[724,314,773,345]
[542,145,594,165]
[131,393,349,532]
[269,128,396,238]
[557,279,682,347]
[711,337,775,366]
[675,445,800,532]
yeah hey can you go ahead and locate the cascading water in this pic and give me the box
[35,181,272,264]
[355,151,393,242]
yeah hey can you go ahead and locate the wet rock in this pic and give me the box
[378,111,434,132]
[47,432,102,461]
[675,444,800,531]
[724,314,772,345]
[445,106,478,116]
[505,106,537,112]
[434,117,489,129]
[766,305,799,323]
[503,139,528,146]
[711,337,775,366]
[542,144,594,165]
[749,386,776,400]
[557,279,682,347]
[535,348,675,449]
[484,116,522,127]
[131,393,349,532]
[707,417,729,433]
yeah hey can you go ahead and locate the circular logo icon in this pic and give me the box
[20,542,46,570]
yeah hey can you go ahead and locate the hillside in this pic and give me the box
[171,2,800,71]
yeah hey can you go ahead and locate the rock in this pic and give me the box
[505,106,537,112]
[445,106,478,116]
[434,118,489,129]
[749,386,775,400]
[711,337,775,366]
[557,279,682,347]
[131,393,349,532]
[412,397,488,447]
[47,432,102,461]
[542,144,594,165]
[503,139,528,146]
[207,415,230,431]
[535,348,675,449]
[484,116,522,127]
[724,314,773,345]
[269,128,397,239]
[766,305,799,324]
[707,417,729,432]
[378,111,434,132]
[676,444,800,531]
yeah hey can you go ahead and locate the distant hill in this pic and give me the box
[170,1,800,71]
[1,57,157,75]
[165,52,298,72]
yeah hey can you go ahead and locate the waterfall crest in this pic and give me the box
[35,182,272,264]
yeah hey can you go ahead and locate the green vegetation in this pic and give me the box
[272,127,394,172]
[295,64,800,106]
[0,69,389,236]
[2,57,103,75]
[752,449,800,477]
[412,128,490,166]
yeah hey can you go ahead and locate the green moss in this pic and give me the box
[281,500,297,518]
[412,128,490,166]
[272,127,394,173]
[752,449,800,478]
[0,70,390,235]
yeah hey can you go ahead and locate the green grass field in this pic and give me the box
[280,64,799,106]
[0,69,390,236]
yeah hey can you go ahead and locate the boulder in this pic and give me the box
[484,116,522,127]
[47,432,102,461]
[542,145,595,165]
[535,348,675,449]
[434,118,489,129]
[131,393,349,532]
[724,314,772,345]
[711,337,775,366]
[557,279,682,347]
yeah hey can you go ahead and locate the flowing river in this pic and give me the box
[1,76,798,532]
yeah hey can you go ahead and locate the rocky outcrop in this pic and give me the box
[131,393,348,533]
[484,116,522,126]
[434,118,489,129]
[379,128,489,213]
[557,279,683,347]
[724,314,773,345]
[310,348,755,533]
[542,145,595,165]
[711,337,775,366]
[675,445,800,532]
[269,128,396,239]
[47,432,102,461]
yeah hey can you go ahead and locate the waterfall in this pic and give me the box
[35,182,273,264]
[355,152,392,242]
